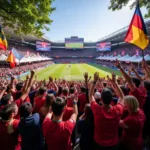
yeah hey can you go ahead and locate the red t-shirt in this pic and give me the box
[129,87,146,109]
[121,109,145,150]
[34,96,46,113]
[63,107,73,121]
[78,93,87,113]
[43,117,75,150]
[91,101,123,146]
[67,97,73,108]
[0,119,21,150]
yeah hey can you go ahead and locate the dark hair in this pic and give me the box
[81,86,86,93]
[1,94,12,106]
[16,91,22,100]
[52,97,66,116]
[120,85,129,96]
[58,86,63,96]
[62,88,69,96]
[132,77,141,88]
[19,102,32,118]
[69,87,74,94]
[38,87,47,95]
[0,103,17,120]
[101,88,113,105]
[16,82,23,91]
[103,82,107,87]
[144,81,150,92]
[45,94,54,107]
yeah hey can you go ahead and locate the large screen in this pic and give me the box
[65,38,84,49]
[96,42,111,51]
[36,41,51,51]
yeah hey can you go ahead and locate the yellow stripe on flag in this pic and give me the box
[129,25,149,50]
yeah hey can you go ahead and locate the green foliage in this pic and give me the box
[109,0,150,18]
[0,0,55,37]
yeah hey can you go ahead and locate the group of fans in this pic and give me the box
[0,59,150,150]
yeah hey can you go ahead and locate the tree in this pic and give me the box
[109,0,150,18]
[0,0,55,37]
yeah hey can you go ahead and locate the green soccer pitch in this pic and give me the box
[28,63,121,81]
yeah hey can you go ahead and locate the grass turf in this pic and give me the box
[23,63,121,81]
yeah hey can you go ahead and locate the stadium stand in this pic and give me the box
[0,18,150,150]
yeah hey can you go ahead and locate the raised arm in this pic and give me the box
[83,72,90,103]
[115,59,136,92]
[89,72,99,103]
[70,92,78,123]
[130,63,143,81]
[20,70,35,101]
[110,73,124,105]
[0,85,7,100]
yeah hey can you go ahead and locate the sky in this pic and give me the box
[44,0,147,42]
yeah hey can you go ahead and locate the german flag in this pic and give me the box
[125,4,149,50]
[6,51,16,68]
[0,26,7,50]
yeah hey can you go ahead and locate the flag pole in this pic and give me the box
[142,49,145,60]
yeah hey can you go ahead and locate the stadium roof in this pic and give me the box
[97,19,150,43]
[3,26,52,43]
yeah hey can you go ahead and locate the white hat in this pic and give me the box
[94,92,101,99]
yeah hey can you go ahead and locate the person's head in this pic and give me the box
[38,87,47,96]
[16,82,23,91]
[84,104,94,123]
[132,77,141,88]
[144,81,150,92]
[120,85,129,96]
[81,86,86,93]
[84,104,92,117]
[101,88,113,105]
[94,92,101,103]
[69,87,74,94]
[19,102,33,118]
[58,86,63,96]
[1,94,13,106]
[16,91,22,100]
[124,96,139,113]
[62,87,69,96]
[52,97,66,116]
[0,103,18,121]
[45,94,55,107]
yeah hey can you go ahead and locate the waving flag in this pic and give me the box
[125,4,149,50]
[0,26,7,50]
[12,47,24,60]
[6,51,16,68]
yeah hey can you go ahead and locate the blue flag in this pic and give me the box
[12,47,24,60]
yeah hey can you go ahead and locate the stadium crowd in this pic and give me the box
[0,58,150,150]
[0,61,52,77]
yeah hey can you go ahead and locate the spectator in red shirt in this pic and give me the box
[67,87,75,107]
[43,96,78,150]
[116,60,146,109]
[34,87,47,113]
[40,94,55,122]
[78,86,87,115]
[119,96,145,150]
[87,72,124,150]
[0,103,21,150]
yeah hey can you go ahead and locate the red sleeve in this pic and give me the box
[114,103,124,115]
[91,101,100,114]
[65,120,75,134]
[130,88,146,109]
[123,116,135,129]
[42,117,51,137]
[15,99,23,108]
